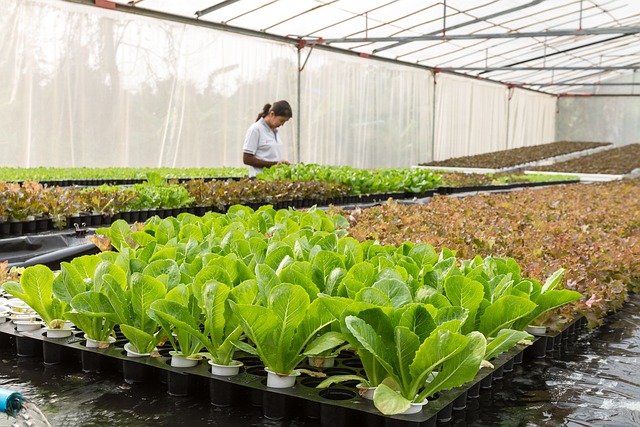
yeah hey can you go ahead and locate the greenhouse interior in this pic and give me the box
[0,1,638,426]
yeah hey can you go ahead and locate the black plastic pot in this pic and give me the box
[0,222,10,237]
[22,219,37,234]
[526,336,548,359]
[167,370,193,397]
[81,351,103,372]
[318,389,354,426]
[36,217,52,232]
[480,373,493,389]
[436,401,454,422]
[42,341,68,365]
[122,359,152,384]
[209,378,240,407]
[262,392,289,421]
[492,365,504,381]
[452,390,468,411]
[9,221,23,235]
[502,357,515,373]
[16,335,42,357]
[466,381,481,399]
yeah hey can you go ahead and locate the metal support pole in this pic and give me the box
[296,48,302,163]
[431,71,438,162]
[442,0,447,39]
[579,0,584,31]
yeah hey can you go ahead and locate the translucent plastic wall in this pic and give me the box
[556,73,640,146]
[0,0,298,168]
[1,0,557,169]
[299,51,433,168]
[433,75,556,161]
[434,74,508,161]
[508,88,557,149]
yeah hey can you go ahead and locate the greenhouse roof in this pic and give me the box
[99,0,640,95]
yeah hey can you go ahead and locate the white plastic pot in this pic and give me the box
[526,325,547,335]
[209,360,243,376]
[356,383,376,400]
[307,355,336,368]
[124,342,154,358]
[14,320,43,332]
[170,352,200,368]
[44,327,73,338]
[265,368,300,388]
[402,399,428,415]
[84,334,116,348]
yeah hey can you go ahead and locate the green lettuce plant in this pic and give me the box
[343,304,486,415]
[61,260,127,343]
[148,284,204,360]
[512,268,582,330]
[106,271,167,355]
[230,283,336,376]
[3,265,67,329]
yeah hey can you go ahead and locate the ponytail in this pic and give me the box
[255,104,271,122]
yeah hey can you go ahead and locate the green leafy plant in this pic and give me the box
[344,305,486,415]
[148,284,204,359]
[61,261,127,343]
[110,272,167,355]
[230,283,336,376]
[512,269,582,330]
[3,265,67,329]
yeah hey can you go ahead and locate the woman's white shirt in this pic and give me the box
[242,118,282,177]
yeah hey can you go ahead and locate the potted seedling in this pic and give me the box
[148,284,204,367]
[3,265,71,337]
[344,304,487,416]
[512,269,582,335]
[53,258,124,348]
[101,271,166,357]
[230,283,336,388]
[149,278,257,375]
[314,294,395,400]
[303,331,350,368]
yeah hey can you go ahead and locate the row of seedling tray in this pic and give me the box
[0,315,587,427]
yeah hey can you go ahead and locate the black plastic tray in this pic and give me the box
[0,316,587,426]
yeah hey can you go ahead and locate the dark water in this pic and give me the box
[0,295,639,427]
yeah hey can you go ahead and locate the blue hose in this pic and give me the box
[0,388,23,417]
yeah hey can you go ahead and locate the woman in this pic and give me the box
[242,100,292,177]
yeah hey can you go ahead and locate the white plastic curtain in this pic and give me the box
[0,0,298,168]
[299,50,433,168]
[507,88,557,149]
[433,73,509,161]
[1,0,558,169]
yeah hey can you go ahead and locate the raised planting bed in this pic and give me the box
[434,175,580,195]
[528,143,640,175]
[418,141,610,170]
[0,166,249,184]
[257,164,443,196]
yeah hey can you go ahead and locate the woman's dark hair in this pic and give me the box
[256,100,293,121]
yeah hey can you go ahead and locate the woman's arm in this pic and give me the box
[243,153,289,168]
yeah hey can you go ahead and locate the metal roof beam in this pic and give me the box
[324,27,640,44]
[442,66,640,71]
[196,0,242,18]
[521,82,640,86]
[373,0,544,54]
